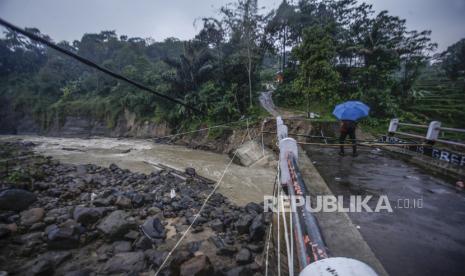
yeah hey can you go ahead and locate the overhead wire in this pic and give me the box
[0,17,203,114]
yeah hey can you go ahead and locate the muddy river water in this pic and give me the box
[0,135,276,206]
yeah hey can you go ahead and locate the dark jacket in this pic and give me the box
[340,120,357,134]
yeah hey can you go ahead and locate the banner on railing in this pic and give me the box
[380,136,465,167]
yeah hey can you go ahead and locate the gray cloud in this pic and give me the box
[0,0,463,51]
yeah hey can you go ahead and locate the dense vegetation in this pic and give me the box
[0,0,464,132]
[270,1,464,128]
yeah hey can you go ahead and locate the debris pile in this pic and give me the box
[0,142,270,275]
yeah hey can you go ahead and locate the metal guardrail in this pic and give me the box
[276,116,377,276]
[388,119,465,148]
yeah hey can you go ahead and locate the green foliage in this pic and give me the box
[0,27,185,128]
[294,24,341,107]
[267,0,438,120]
[438,38,465,81]
[2,0,458,133]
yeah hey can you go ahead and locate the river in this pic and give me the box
[0,135,276,206]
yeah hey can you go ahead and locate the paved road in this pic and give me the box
[304,145,465,276]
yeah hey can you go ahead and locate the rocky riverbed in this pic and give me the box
[0,141,270,275]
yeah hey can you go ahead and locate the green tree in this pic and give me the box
[294,24,340,112]
[439,38,465,81]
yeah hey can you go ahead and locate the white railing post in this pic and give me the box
[277,124,288,141]
[388,118,399,134]
[426,121,441,142]
[279,137,298,185]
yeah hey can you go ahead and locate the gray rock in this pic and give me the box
[124,230,140,240]
[245,202,263,215]
[141,217,166,240]
[30,222,46,231]
[209,235,225,249]
[235,214,253,234]
[0,189,37,211]
[134,236,153,250]
[169,250,193,274]
[93,197,112,207]
[225,265,253,276]
[235,248,252,265]
[47,225,80,250]
[185,167,196,176]
[217,245,238,257]
[131,193,145,207]
[97,210,135,240]
[0,224,12,238]
[73,207,104,226]
[145,249,168,267]
[210,219,224,232]
[249,214,265,242]
[109,163,120,172]
[29,258,54,275]
[112,240,132,253]
[63,269,92,276]
[180,255,213,276]
[20,208,45,226]
[115,195,132,209]
[102,252,145,274]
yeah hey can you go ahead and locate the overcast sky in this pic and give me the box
[0,0,464,52]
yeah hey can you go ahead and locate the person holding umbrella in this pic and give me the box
[332,101,370,157]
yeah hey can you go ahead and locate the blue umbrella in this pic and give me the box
[332,100,370,121]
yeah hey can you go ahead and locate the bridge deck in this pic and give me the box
[304,145,465,276]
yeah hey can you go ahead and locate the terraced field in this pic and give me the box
[411,70,465,129]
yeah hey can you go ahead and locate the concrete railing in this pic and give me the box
[276,116,377,276]
[388,119,465,148]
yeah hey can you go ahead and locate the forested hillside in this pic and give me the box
[1,0,464,134]
[0,30,185,131]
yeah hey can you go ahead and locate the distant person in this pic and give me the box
[339,120,357,157]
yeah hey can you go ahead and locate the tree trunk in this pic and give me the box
[281,26,286,74]
[247,45,253,108]
[307,75,311,117]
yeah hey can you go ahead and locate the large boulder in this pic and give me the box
[235,248,252,265]
[97,210,135,240]
[140,217,166,240]
[249,214,265,242]
[180,255,213,276]
[234,214,254,234]
[102,252,145,274]
[0,189,37,211]
[20,208,45,226]
[73,207,105,226]
[47,224,80,250]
